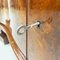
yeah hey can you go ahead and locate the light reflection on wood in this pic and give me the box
[28,0,60,60]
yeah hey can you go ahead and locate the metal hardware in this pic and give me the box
[17,21,41,35]
[17,18,52,35]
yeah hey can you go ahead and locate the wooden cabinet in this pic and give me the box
[0,0,60,60]
[27,0,60,60]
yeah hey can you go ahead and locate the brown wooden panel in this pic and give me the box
[10,0,26,10]
[0,0,26,59]
[0,0,3,8]
[0,0,26,10]
[30,0,60,11]
[28,0,60,60]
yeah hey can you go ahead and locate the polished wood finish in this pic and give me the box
[0,0,3,8]
[0,0,60,60]
[28,0,60,60]
[0,0,26,60]
[10,0,26,10]
[0,0,26,10]
[30,0,60,10]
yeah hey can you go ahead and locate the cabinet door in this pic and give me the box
[28,0,60,60]
[0,0,26,60]
[10,0,26,60]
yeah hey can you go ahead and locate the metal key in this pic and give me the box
[17,21,41,35]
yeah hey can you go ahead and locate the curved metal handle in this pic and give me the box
[17,21,41,35]
[17,25,27,35]
[17,18,52,35]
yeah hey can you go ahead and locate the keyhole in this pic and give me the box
[35,20,41,28]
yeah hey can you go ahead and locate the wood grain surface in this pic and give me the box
[28,0,60,60]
